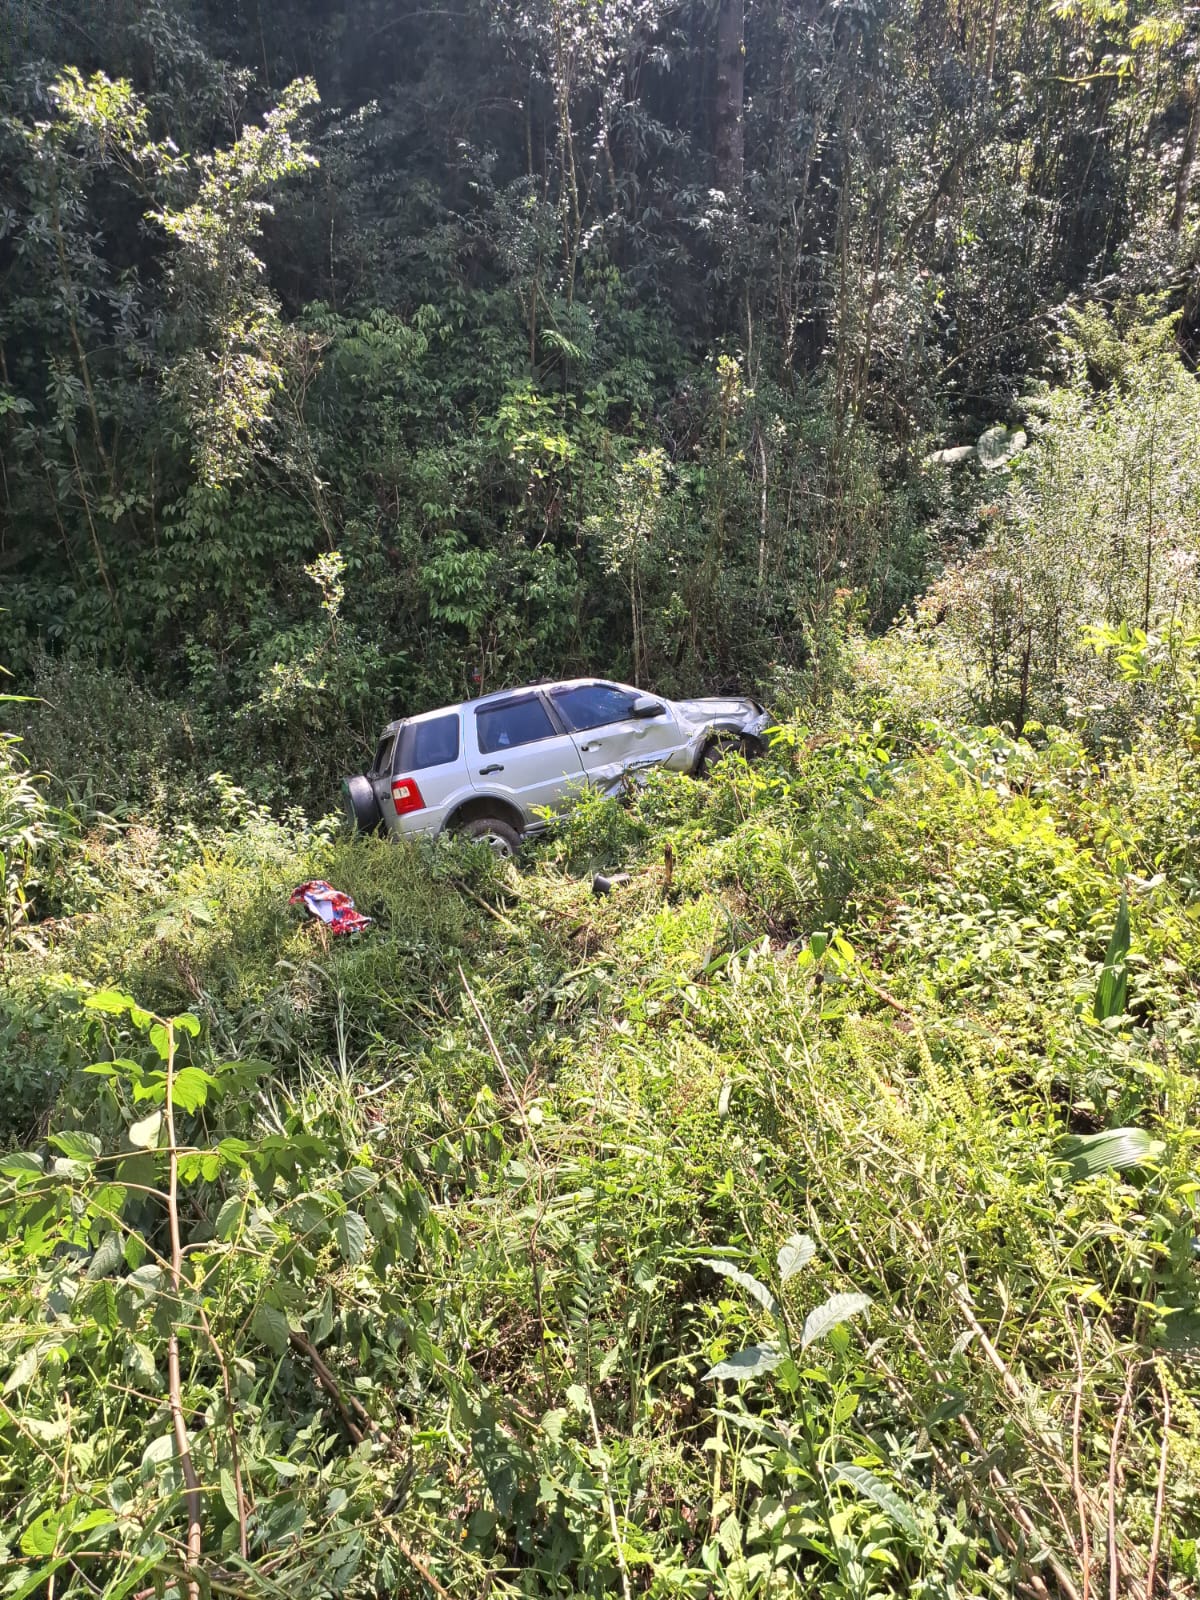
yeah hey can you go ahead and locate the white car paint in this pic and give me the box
[352,678,772,843]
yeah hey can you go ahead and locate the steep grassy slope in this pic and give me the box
[1,672,1198,1598]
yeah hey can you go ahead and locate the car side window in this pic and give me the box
[402,713,460,770]
[476,696,556,754]
[549,683,640,732]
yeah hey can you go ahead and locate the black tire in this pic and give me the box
[457,816,522,858]
[697,732,744,776]
[343,774,382,833]
[697,732,765,776]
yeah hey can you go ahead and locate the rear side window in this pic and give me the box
[550,683,639,731]
[397,713,460,770]
[476,696,555,754]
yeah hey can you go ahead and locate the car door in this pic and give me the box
[547,681,686,787]
[367,727,400,822]
[466,690,587,821]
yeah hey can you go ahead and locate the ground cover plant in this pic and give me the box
[1,626,1197,1597]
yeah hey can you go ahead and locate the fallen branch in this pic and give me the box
[949,1272,1029,1410]
[288,1327,378,1446]
[452,877,522,933]
[396,1538,455,1600]
[287,1333,453,1600]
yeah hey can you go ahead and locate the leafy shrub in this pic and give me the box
[15,653,219,824]
[922,307,1200,735]
[0,686,69,938]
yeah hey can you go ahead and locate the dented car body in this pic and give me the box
[342,678,771,855]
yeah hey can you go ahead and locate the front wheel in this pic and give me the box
[457,816,522,858]
[697,732,760,776]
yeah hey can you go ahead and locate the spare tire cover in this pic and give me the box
[343,774,382,832]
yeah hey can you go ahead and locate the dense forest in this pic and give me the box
[2,0,1200,1596]
[0,0,1196,793]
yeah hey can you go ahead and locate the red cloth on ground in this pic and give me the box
[289,880,372,936]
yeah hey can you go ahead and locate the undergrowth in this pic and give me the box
[1,662,1198,1599]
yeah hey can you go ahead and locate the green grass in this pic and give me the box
[1,671,1198,1598]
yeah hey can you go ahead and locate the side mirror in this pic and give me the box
[631,695,666,719]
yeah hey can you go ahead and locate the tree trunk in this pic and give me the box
[1171,76,1199,234]
[715,0,745,196]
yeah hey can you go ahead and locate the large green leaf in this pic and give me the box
[82,1279,119,1331]
[701,1258,778,1315]
[1158,1308,1200,1358]
[49,1132,101,1162]
[1,1152,44,1177]
[801,1292,871,1349]
[778,1234,816,1284]
[253,1300,292,1356]
[21,1503,74,1558]
[833,1464,921,1541]
[127,1111,162,1150]
[1094,892,1130,1020]
[334,1210,369,1263]
[704,1344,784,1381]
[215,1193,248,1241]
[68,1508,118,1538]
[1060,1126,1162,1179]
[170,1066,216,1113]
[3,1561,69,1600]
[85,991,134,1017]
[3,1346,41,1395]
[86,1232,125,1280]
[126,1265,163,1302]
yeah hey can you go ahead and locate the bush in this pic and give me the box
[14,652,220,823]
[901,306,1200,737]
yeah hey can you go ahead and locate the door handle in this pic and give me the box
[479,763,504,775]
[580,741,601,752]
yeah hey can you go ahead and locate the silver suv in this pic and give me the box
[343,678,771,856]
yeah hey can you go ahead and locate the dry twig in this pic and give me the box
[164,1020,204,1600]
[1144,1366,1171,1600]
[288,1327,378,1445]
[1067,1311,1093,1600]
[1108,1366,1135,1600]
[197,1303,250,1562]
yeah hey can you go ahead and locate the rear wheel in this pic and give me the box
[343,775,382,833]
[457,815,522,858]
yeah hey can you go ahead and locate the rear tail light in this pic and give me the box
[390,776,426,815]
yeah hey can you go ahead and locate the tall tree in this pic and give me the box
[714,0,745,195]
